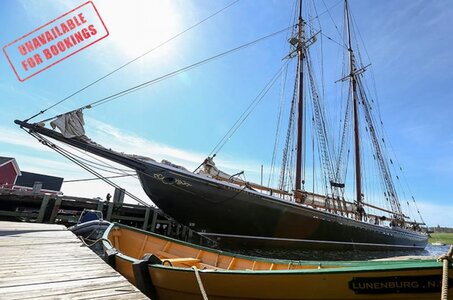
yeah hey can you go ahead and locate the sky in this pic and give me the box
[0,0,452,227]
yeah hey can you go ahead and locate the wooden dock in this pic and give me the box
[0,187,202,244]
[0,221,149,299]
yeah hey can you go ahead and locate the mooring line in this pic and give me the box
[438,245,452,300]
[192,266,209,300]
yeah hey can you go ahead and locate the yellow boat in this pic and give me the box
[102,223,452,300]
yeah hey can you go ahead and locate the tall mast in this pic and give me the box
[345,0,363,219]
[295,0,305,194]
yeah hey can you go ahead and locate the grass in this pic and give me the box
[429,232,453,245]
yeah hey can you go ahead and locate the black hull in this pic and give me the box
[136,167,427,251]
[16,120,428,251]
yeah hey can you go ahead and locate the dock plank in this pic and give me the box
[0,221,148,299]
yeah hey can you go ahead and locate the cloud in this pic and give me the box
[88,118,272,177]
[416,201,453,228]
[61,175,152,206]
[89,119,206,167]
[0,126,54,152]
[18,0,72,24]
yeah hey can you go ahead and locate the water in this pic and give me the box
[225,244,451,261]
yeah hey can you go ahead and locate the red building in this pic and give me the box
[0,156,63,194]
[0,157,21,188]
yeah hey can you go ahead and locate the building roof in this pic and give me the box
[0,156,21,176]
[0,157,14,166]
[15,171,64,191]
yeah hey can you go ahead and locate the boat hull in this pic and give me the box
[69,220,111,238]
[102,223,451,300]
[136,164,427,251]
[148,265,451,300]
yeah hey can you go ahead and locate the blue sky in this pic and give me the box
[1,0,452,227]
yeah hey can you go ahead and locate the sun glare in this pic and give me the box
[99,0,183,59]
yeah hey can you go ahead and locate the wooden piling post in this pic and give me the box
[167,221,172,236]
[37,195,50,223]
[96,199,104,212]
[106,202,114,221]
[143,207,151,230]
[49,197,62,223]
[182,226,188,240]
[150,210,158,232]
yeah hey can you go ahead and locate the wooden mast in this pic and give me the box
[345,0,363,220]
[295,0,305,195]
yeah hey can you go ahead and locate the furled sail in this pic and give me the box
[50,109,85,138]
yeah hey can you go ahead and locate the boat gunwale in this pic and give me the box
[148,260,444,275]
[102,223,442,275]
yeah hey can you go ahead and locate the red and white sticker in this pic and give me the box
[3,1,109,82]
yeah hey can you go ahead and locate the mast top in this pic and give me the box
[298,0,303,21]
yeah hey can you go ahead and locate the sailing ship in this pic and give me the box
[16,0,428,251]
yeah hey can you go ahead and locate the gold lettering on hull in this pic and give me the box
[152,173,192,187]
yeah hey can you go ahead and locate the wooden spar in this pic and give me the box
[362,202,408,218]
[345,0,363,219]
[306,195,409,219]
[295,0,305,194]
[211,175,292,196]
[305,201,409,223]
[211,174,409,219]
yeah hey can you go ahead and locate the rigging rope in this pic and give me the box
[302,13,346,51]
[279,67,299,191]
[268,64,290,187]
[319,0,344,42]
[24,0,241,123]
[62,145,135,176]
[307,0,343,24]
[208,59,291,158]
[60,146,135,176]
[65,143,132,173]
[37,25,294,124]
[64,174,135,183]
[24,128,152,207]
